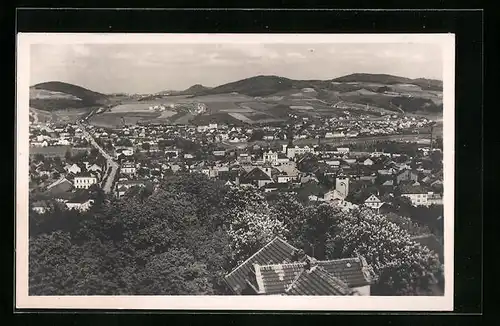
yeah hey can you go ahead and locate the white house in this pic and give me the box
[121,162,137,175]
[364,194,384,209]
[277,175,293,183]
[73,174,98,189]
[66,163,82,175]
[213,150,226,157]
[400,184,434,206]
[286,145,313,159]
[363,158,374,166]
[263,151,278,164]
[86,164,101,174]
[336,148,350,154]
[65,199,95,212]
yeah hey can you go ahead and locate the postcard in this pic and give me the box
[16,33,455,310]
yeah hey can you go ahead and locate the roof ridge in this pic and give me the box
[317,257,361,263]
[225,237,297,278]
[257,262,306,269]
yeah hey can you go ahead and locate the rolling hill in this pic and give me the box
[332,73,443,91]
[192,73,442,97]
[31,73,443,120]
[30,81,109,111]
[180,84,212,95]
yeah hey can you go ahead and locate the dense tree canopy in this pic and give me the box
[29,173,444,296]
[330,208,442,295]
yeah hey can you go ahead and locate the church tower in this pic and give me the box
[336,176,349,198]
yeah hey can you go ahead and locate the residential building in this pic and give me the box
[73,173,98,189]
[224,237,372,295]
[286,145,314,159]
[65,199,95,212]
[396,169,419,184]
[213,150,226,157]
[400,184,433,206]
[121,161,137,175]
[66,163,82,175]
[263,151,278,164]
[363,158,374,166]
[364,194,384,209]
[115,180,147,198]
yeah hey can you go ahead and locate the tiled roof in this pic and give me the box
[285,266,353,296]
[255,263,305,294]
[399,183,429,194]
[224,237,298,294]
[241,167,273,183]
[316,258,372,287]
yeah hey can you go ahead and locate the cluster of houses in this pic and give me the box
[29,122,89,148]
[30,156,106,214]
[102,133,443,210]
[82,112,433,152]
[29,113,441,213]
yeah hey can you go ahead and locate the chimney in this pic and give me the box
[303,256,317,272]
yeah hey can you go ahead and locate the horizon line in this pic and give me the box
[30,72,444,95]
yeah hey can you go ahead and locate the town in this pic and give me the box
[28,111,443,217]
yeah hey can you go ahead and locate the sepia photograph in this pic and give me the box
[16,33,455,310]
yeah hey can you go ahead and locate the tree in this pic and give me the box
[300,203,342,260]
[90,147,100,158]
[249,129,264,142]
[227,207,288,267]
[65,149,72,162]
[330,208,441,295]
[135,248,212,295]
[270,192,307,246]
[142,142,151,151]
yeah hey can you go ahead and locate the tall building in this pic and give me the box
[336,176,349,198]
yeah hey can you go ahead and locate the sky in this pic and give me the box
[30,43,443,94]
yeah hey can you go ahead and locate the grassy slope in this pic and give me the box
[30,81,109,111]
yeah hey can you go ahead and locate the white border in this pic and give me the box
[16,33,455,311]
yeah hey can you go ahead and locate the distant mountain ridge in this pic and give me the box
[332,73,442,90]
[190,73,442,97]
[30,73,443,114]
[31,81,108,102]
[30,81,109,111]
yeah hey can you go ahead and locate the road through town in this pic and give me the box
[77,122,119,194]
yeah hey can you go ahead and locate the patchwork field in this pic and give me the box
[227,112,254,123]
[89,112,161,128]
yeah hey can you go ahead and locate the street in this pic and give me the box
[77,121,119,194]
